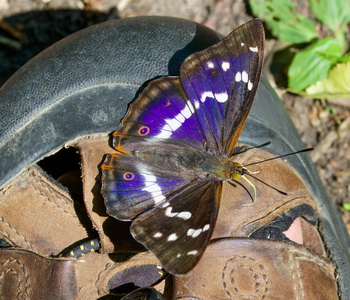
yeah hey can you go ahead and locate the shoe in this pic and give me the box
[0,16,349,299]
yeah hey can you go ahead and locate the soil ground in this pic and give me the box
[1,0,349,234]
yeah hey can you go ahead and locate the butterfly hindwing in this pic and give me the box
[101,153,192,220]
[131,181,221,275]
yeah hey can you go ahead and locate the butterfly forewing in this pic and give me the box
[113,78,207,152]
[131,181,221,275]
[180,19,264,155]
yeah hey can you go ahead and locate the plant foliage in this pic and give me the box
[249,0,350,99]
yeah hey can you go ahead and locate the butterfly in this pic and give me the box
[100,19,265,275]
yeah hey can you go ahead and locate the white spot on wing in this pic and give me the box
[192,229,202,238]
[153,232,162,238]
[137,167,166,204]
[168,233,178,241]
[248,80,253,91]
[242,71,248,83]
[165,207,191,220]
[200,91,214,103]
[186,101,195,114]
[241,42,245,47]
[156,101,196,139]
[177,211,192,220]
[182,102,194,119]
[221,61,230,72]
[207,61,214,69]
[200,91,228,103]
[235,72,242,82]
[165,207,177,217]
[166,118,182,131]
[249,46,258,52]
[175,113,185,124]
[215,92,228,103]
[187,250,198,255]
[188,225,210,238]
[156,128,172,139]
[193,99,200,109]
[187,229,195,236]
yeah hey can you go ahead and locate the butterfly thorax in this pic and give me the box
[132,143,241,181]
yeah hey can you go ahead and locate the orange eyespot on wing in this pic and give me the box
[123,172,135,180]
[138,126,150,136]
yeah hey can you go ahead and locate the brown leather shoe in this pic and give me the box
[0,137,338,299]
[0,17,348,299]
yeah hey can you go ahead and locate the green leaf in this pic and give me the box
[305,62,350,99]
[288,37,344,91]
[343,203,350,211]
[310,0,350,38]
[249,0,317,43]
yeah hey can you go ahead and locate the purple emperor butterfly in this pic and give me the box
[101,19,265,275]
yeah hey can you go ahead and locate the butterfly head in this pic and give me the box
[230,162,248,180]
[231,163,244,180]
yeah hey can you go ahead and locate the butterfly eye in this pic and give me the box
[138,126,150,136]
[123,172,135,180]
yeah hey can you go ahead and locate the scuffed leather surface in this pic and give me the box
[0,165,88,255]
[0,16,349,297]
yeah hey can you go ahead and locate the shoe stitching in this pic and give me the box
[0,258,31,299]
[289,246,300,300]
[29,170,78,220]
[289,247,335,300]
[289,248,334,272]
[222,255,268,299]
[0,217,38,251]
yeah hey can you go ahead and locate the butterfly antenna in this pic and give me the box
[243,148,313,167]
[234,141,271,154]
[245,172,287,195]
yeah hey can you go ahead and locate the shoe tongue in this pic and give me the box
[249,204,315,242]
